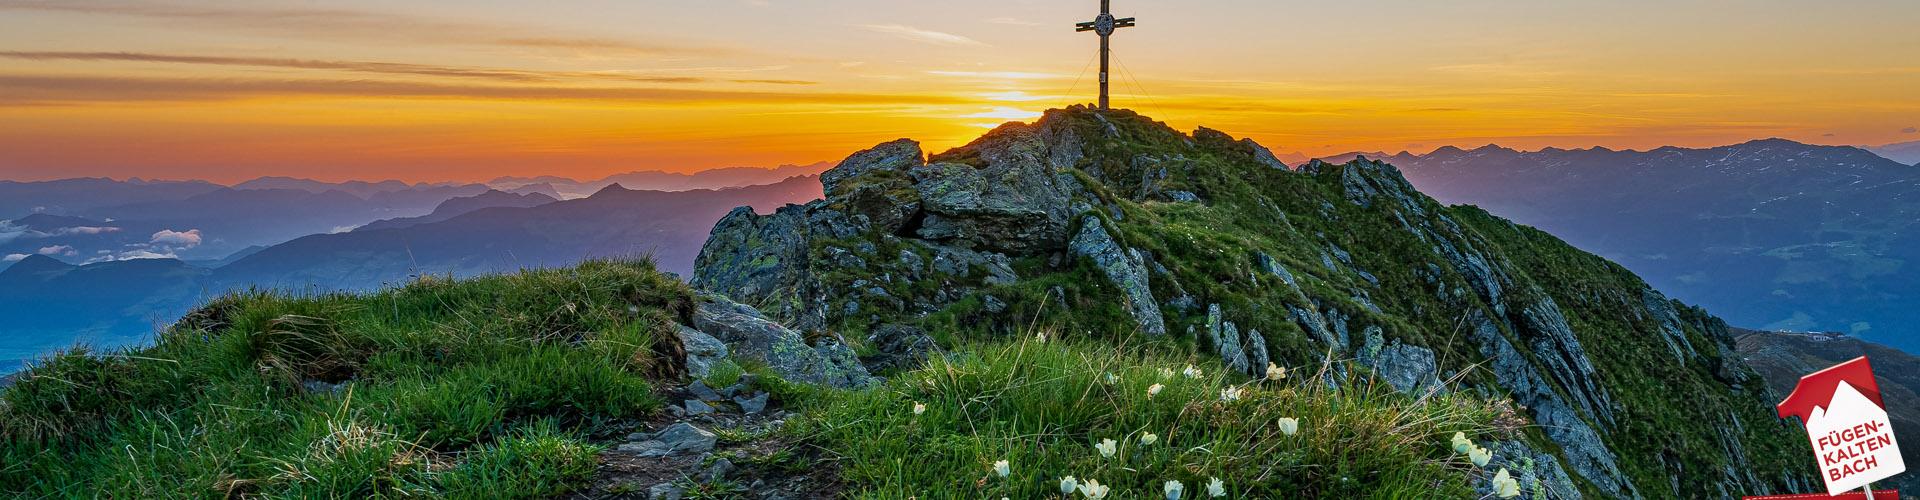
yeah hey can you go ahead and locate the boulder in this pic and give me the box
[820,138,923,197]
[734,392,769,414]
[864,323,937,373]
[651,422,717,455]
[1357,329,1440,395]
[676,325,729,379]
[691,205,815,323]
[691,295,875,388]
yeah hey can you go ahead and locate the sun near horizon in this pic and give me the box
[1,0,1916,184]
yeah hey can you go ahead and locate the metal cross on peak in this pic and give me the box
[1075,0,1135,111]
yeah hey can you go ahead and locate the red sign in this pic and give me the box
[1742,490,1899,499]
[1776,357,1906,496]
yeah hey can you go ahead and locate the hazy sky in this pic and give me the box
[1,0,1916,183]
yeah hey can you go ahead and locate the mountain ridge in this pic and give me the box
[692,106,1814,497]
[1344,136,1920,352]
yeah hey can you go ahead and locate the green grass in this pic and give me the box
[792,336,1515,499]
[0,258,685,498]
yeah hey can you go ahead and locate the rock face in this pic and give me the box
[1069,217,1166,336]
[688,106,1810,497]
[693,112,1109,336]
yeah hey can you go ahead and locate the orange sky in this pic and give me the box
[1,0,1916,183]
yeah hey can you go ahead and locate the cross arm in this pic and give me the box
[1115,18,1136,28]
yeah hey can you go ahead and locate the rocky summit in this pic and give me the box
[693,106,1814,497]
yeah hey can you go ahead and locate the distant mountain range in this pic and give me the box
[487,162,833,199]
[0,180,490,264]
[0,176,823,369]
[1735,328,1919,493]
[1330,139,1920,351]
[1869,139,1920,166]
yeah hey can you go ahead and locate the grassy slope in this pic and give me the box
[1,257,1515,498]
[796,338,1511,498]
[1,259,686,497]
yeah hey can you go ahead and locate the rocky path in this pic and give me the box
[567,376,841,500]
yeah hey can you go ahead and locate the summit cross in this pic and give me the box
[1075,0,1135,110]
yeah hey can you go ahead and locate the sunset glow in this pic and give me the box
[2,0,1916,183]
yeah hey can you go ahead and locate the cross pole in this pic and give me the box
[1075,0,1135,110]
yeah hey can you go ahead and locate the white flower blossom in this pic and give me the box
[1147,383,1165,398]
[992,459,1010,478]
[1182,365,1204,379]
[1219,386,1243,402]
[1079,479,1110,499]
[1451,432,1473,454]
[1491,468,1520,498]
[912,402,926,416]
[1060,476,1080,494]
[1095,438,1118,458]
[1469,445,1492,467]
[1265,362,1286,380]
[1139,432,1159,446]
[1276,417,1299,436]
[1163,479,1184,500]
[1206,477,1226,497]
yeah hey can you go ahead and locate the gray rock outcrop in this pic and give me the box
[690,295,874,388]
[1070,217,1166,336]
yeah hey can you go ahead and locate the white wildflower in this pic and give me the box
[1079,479,1110,499]
[1095,438,1118,458]
[1219,386,1243,402]
[1491,468,1520,498]
[1469,445,1492,467]
[1139,432,1159,446]
[1451,431,1473,454]
[1265,362,1286,380]
[1163,479,1184,500]
[992,459,1009,478]
[1182,365,1204,379]
[1147,383,1165,398]
[1103,372,1119,385]
[1276,417,1299,436]
[1060,476,1080,494]
[912,402,926,416]
[1206,477,1226,497]
[1036,330,1048,343]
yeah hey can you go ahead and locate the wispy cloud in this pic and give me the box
[987,17,1041,27]
[0,51,816,85]
[0,0,735,57]
[980,91,1051,102]
[926,70,1063,80]
[961,107,1042,120]
[858,24,988,47]
[149,228,200,247]
[0,74,958,106]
